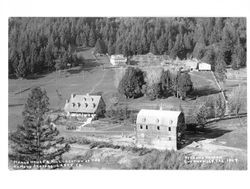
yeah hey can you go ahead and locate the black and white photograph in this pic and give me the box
[7,16,247,170]
[2,1,250,188]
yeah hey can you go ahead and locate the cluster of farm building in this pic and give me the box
[63,53,213,151]
[109,53,212,72]
[64,93,185,151]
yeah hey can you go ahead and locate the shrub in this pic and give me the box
[195,104,208,128]
[105,105,134,123]
[214,94,226,118]
[228,86,246,115]
[145,83,161,100]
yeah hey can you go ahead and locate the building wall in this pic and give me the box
[136,124,177,150]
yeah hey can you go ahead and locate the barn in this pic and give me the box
[64,93,106,119]
[198,62,211,71]
[136,108,185,150]
[110,54,127,66]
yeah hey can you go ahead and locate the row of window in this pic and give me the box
[139,125,171,131]
[72,103,96,108]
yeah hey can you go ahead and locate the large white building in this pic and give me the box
[136,108,186,150]
[110,54,127,66]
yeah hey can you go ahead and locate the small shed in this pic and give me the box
[136,109,185,150]
[198,62,211,71]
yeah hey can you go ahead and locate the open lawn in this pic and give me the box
[9,48,117,132]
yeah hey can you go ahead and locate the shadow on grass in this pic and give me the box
[178,124,232,150]
[190,86,221,97]
[66,58,103,75]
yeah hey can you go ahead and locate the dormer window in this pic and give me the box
[72,103,76,107]
[85,103,88,107]
[91,97,94,101]
[142,118,146,122]
[169,120,173,125]
[93,103,96,108]
[84,97,86,101]
[78,103,81,107]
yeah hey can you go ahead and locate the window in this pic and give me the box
[140,125,143,129]
[146,125,148,130]
[157,126,160,130]
[168,127,171,131]
[78,103,81,107]
[72,103,76,107]
[169,137,171,141]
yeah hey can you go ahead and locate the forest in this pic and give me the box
[8,17,246,78]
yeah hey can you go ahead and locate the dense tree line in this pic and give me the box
[9,17,246,78]
[118,67,193,100]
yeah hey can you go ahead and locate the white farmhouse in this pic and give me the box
[198,62,211,71]
[110,54,127,66]
[64,93,106,119]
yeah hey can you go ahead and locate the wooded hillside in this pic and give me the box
[9,17,246,78]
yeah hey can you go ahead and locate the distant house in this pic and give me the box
[198,62,211,71]
[64,93,106,119]
[110,54,127,66]
[136,108,185,150]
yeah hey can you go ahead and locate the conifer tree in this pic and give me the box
[16,52,27,78]
[9,87,70,168]
[88,28,96,47]
[215,50,227,82]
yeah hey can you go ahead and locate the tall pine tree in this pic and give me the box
[9,87,70,168]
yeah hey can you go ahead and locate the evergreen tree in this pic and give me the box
[88,28,96,47]
[149,41,158,55]
[118,67,145,98]
[107,40,115,55]
[215,50,227,82]
[16,52,27,78]
[160,70,172,97]
[177,73,193,100]
[232,41,246,69]
[9,87,70,167]
[95,38,106,54]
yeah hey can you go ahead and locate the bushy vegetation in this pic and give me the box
[194,95,226,127]
[129,150,246,170]
[9,17,246,78]
[228,86,246,115]
[105,105,136,123]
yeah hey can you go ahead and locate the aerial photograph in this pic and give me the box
[8,17,247,170]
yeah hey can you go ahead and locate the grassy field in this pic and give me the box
[9,48,117,132]
[8,47,245,134]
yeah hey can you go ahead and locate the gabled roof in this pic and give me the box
[136,109,182,127]
[64,94,103,114]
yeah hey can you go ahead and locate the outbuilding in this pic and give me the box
[110,54,127,66]
[198,62,211,71]
[136,108,185,150]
